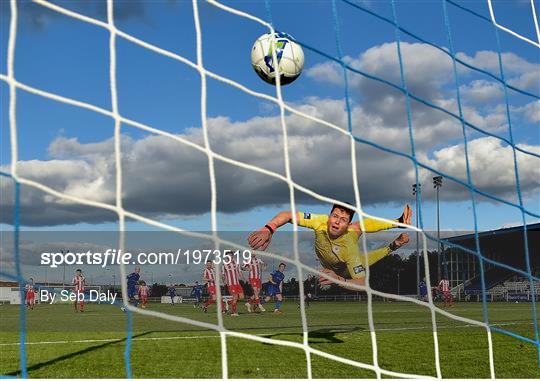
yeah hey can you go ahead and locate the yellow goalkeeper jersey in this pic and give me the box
[297,213,396,279]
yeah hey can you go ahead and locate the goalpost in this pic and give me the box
[1,0,539,378]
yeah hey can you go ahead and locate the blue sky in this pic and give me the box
[0,0,539,282]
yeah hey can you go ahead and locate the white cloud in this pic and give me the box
[514,100,540,123]
[459,80,503,104]
[307,42,458,103]
[1,100,538,226]
[508,70,540,92]
[306,42,516,133]
[306,61,343,85]
[1,42,538,226]
[308,43,538,113]
[426,137,540,200]
[456,50,540,92]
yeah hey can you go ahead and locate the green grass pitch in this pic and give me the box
[1,301,538,378]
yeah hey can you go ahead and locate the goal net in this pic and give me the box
[1,0,539,378]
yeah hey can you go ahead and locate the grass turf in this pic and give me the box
[0,301,538,378]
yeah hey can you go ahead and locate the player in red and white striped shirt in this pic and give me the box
[72,269,87,312]
[138,281,150,309]
[202,261,226,313]
[242,254,266,312]
[438,277,453,308]
[222,253,245,316]
[25,278,36,310]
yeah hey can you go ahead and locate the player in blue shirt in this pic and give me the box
[264,263,286,314]
[168,285,177,305]
[419,278,428,301]
[126,266,140,306]
[190,281,203,308]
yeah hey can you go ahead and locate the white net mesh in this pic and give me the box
[4,0,539,378]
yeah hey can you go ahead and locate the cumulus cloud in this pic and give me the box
[456,50,540,93]
[307,43,539,106]
[305,42,517,133]
[425,137,540,200]
[514,100,540,123]
[459,80,503,104]
[307,42,458,104]
[1,103,538,226]
[306,61,343,85]
[1,42,538,226]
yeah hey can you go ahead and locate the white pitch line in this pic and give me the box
[0,334,222,346]
[0,321,533,347]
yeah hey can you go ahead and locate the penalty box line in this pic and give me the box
[0,320,533,347]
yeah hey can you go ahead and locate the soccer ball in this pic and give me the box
[251,32,304,85]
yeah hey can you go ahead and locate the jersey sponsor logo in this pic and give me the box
[304,212,311,219]
[353,265,365,274]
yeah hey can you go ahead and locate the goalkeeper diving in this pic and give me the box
[248,204,411,290]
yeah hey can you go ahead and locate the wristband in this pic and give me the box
[265,222,277,234]
[264,224,275,235]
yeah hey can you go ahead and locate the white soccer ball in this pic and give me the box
[251,32,304,85]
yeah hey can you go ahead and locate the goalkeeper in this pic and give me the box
[248,204,411,290]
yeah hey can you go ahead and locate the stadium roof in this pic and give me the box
[447,223,539,272]
[447,223,540,243]
[0,281,18,287]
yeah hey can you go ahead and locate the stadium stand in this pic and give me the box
[465,266,515,292]
[446,223,539,295]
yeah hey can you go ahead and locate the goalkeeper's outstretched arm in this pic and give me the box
[349,204,412,233]
[248,210,297,251]
[247,204,411,251]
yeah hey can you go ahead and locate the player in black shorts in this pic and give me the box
[299,274,317,308]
